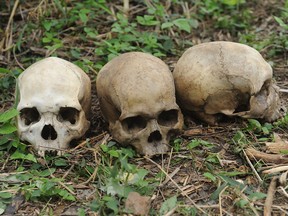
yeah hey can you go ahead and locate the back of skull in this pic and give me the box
[173,41,283,124]
[96,52,183,155]
[17,57,91,156]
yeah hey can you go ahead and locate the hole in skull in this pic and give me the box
[234,93,250,113]
[20,107,40,125]
[41,124,57,140]
[58,107,79,124]
[148,130,162,143]
[121,116,147,133]
[158,109,178,127]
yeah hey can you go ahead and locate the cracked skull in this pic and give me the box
[173,41,284,124]
[96,52,183,155]
[16,57,91,156]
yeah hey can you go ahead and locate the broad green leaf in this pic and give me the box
[106,198,119,213]
[42,21,52,31]
[0,68,10,74]
[248,192,267,201]
[108,150,119,158]
[58,189,76,201]
[0,123,17,134]
[187,140,201,149]
[173,19,191,33]
[0,202,6,215]
[236,199,249,208]
[25,154,37,163]
[0,192,13,199]
[39,168,56,177]
[161,22,173,29]
[55,158,68,166]
[79,13,88,24]
[159,196,177,215]
[42,37,52,43]
[0,108,18,123]
[10,151,37,163]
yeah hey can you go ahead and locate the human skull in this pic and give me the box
[96,52,183,155]
[16,57,91,156]
[173,41,283,124]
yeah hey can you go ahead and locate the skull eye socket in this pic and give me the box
[122,116,147,133]
[20,107,40,126]
[158,109,179,127]
[58,107,79,124]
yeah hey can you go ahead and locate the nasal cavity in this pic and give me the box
[148,131,162,143]
[41,124,57,140]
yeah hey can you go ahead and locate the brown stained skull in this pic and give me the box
[16,57,91,156]
[173,41,284,124]
[96,52,184,155]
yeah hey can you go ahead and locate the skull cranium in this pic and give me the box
[16,57,91,156]
[96,52,183,155]
[173,41,284,124]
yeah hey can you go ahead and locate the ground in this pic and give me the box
[0,0,288,215]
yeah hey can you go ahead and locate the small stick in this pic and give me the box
[279,89,288,93]
[262,166,288,174]
[243,149,263,183]
[264,176,278,216]
[145,157,207,215]
[246,147,288,164]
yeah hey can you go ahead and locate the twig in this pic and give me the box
[264,176,278,216]
[279,89,288,93]
[262,166,288,174]
[62,164,75,179]
[145,157,206,215]
[243,149,263,183]
[246,147,288,164]
[279,186,288,199]
[219,185,228,216]
[159,167,181,187]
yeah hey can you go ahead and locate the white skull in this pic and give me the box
[96,52,183,156]
[16,57,91,156]
[173,41,284,124]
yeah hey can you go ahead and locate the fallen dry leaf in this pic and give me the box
[266,133,288,153]
[125,191,151,216]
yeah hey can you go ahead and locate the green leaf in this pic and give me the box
[0,68,10,74]
[42,21,52,31]
[0,192,13,199]
[159,196,177,215]
[0,109,18,123]
[203,172,217,182]
[58,189,76,201]
[79,13,88,23]
[173,19,191,33]
[221,0,241,6]
[39,168,56,177]
[210,183,228,200]
[0,201,6,215]
[108,150,119,158]
[236,199,249,208]
[187,140,201,149]
[248,192,267,201]
[54,158,68,166]
[248,119,261,128]
[42,37,52,43]
[105,197,119,214]
[0,123,17,134]
[161,22,174,29]
[274,16,288,30]
[10,151,37,163]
